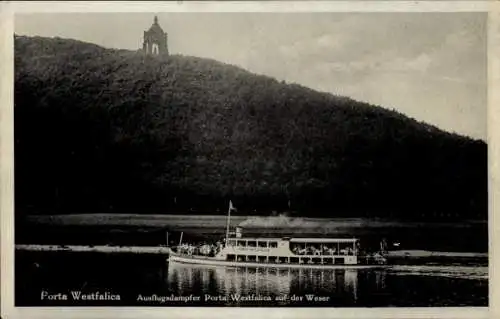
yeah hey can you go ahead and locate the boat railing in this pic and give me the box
[290,246,358,256]
[170,250,221,261]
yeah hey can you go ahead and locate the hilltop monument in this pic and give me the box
[143,15,168,55]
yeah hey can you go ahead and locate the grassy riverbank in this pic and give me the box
[16,214,488,254]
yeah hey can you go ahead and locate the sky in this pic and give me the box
[15,12,487,140]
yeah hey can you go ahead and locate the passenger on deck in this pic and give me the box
[312,246,321,256]
[200,244,211,256]
[297,246,307,255]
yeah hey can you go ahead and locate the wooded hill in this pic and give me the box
[14,35,487,219]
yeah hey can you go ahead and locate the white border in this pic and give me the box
[1,1,497,319]
[7,1,492,13]
[488,1,499,318]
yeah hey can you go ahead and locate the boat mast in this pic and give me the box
[179,231,183,247]
[225,200,234,247]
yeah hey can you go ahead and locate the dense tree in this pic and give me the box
[14,35,487,220]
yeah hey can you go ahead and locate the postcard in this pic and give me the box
[1,1,497,319]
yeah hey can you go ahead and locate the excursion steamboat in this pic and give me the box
[168,203,389,269]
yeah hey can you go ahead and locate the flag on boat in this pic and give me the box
[229,200,237,212]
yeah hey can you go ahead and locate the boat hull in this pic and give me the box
[168,252,389,270]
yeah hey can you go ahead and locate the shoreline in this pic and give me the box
[386,250,488,258]
[15,244,487,259]
[17,215,488,253]
[15,244,171,255]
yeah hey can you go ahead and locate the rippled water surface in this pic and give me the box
[16,251,488,307]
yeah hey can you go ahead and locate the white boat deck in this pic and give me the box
[168,252,388,269]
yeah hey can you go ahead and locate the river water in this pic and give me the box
[15,251,488,307]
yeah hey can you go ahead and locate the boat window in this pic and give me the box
[258,241,267,248]
[269,242,278,248]
[258,256,267,262]
[237,240,246,247]
[228,240,236,246]
[226,254,236,261]
[290,257,299,264]
[268,256,278,263]
[247,241,256,247]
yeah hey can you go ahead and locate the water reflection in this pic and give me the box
[14,251,488,307]
[374,270,386,290]
[167,262,364,305]
[345,270,358,301]
[218,267,294,296]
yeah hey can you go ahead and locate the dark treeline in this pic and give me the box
[14,35,487,220]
